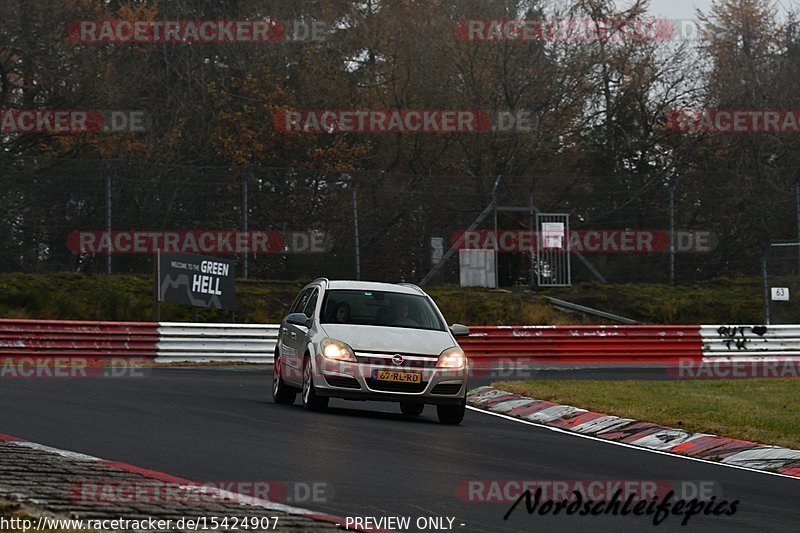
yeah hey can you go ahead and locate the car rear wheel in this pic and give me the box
[400,403,424,416]
[302,356,329,411]
[437,397,466,425]
[272,353,297,405]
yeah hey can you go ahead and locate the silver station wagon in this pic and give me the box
[272,279,470,424]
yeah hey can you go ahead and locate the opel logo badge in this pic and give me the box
[392,354,404,366]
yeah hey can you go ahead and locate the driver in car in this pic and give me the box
[391,302,417,327]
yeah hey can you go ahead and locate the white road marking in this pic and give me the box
[466,405,800,481]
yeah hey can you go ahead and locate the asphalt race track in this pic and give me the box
[1,366,798,532]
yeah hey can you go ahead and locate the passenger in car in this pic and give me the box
[333,302,351,323]
[392,302,410,321]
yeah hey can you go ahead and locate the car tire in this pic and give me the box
[400,403,424,416]
[302,355,329,411]
[437,397,466,425]
[272,353,297,405]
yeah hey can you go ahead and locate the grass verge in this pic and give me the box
[0,273,600,325]
[0,273,765,324]
[492,379,800,450]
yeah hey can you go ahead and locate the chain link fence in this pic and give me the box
[762,242,800,324]
[0,160,782,286]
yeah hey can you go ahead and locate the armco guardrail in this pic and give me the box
[156,323,279,363]
[0,319,158,359]
[701,325,800,359]
[459,325,704,365]
[1,320,798,364]
[0,319,274,363]
[543,297,641,324]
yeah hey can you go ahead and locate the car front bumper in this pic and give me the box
[313,352,467,405]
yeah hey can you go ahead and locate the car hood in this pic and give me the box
[319,324,455,356]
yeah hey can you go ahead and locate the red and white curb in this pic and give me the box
[467,387,800,479]
[0,433,391,532]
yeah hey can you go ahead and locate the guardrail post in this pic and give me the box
[762,253,770,325]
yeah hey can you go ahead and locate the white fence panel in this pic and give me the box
[702,325,800,358]
[156,323,279,363]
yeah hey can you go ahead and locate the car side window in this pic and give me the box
[303,289,319,319]
[290,289,311,314]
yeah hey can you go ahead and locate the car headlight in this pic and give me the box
[320,338,357,363]
[436,346,466,369]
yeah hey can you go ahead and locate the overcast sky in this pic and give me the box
[647,0,713,19]
[647,0,798,19]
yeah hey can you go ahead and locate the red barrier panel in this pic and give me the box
[0,319,158,360]
[0,320,702,365]
[461,326,703,364]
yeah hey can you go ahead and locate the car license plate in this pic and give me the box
[373,370,422,383]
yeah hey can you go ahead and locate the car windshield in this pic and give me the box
[321,290,445,331]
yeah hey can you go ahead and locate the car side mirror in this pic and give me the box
[449,324,470,337]
[286,313,312,328]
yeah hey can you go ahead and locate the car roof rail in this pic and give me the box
[398,282,425,294]
[312,277,329,287]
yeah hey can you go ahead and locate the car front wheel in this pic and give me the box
[302,356,329,411]
[272,353,297,405]
[437,397,466,425]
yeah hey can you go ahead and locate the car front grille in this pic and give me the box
[365,379,428,393]
[355,352,438,369]
[431,383,463,395]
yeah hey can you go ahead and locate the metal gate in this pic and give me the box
[536,213,571,287]
[762,241,800,324]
